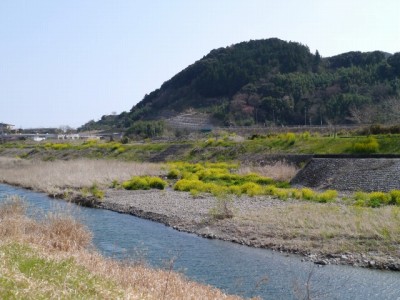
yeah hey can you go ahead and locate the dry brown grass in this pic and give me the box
[236,202,400,256]
[0,157,164,192]
[0,196,92,251]
[238,161,299,181]
[0,196,244,299]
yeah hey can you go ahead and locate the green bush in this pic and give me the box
[240,182,263,197]
[353,191,392,207]
[229,185,242,196]
[173,179,229,196]
[353,191,369,206]
[148,177,167,189]
[122,176,167,190]
[367,192,390,207]
[317,190,338,203]
[288,132,296,143]
[390,190,400,205]
[167,169,180,179]
[264,185,277,196]
[174,179,203,192]
[274,188,290,200]
[290,189,303,199]
[301,188,316,200]
[122,177,149,190]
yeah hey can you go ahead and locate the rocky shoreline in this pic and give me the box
[87,188,400,272]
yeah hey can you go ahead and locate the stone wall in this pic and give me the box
[291,158,400,192]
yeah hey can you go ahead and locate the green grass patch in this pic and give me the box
[348,137,379,154]
[3,133,400,162]
[0,243,122,299]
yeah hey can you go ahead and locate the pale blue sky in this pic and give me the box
[1,0,399,129]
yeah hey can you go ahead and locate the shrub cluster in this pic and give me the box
[122,176,167,190]
[169,162,338,202]
[353,190,400,207]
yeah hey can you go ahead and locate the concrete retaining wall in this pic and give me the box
[291,158,400,192]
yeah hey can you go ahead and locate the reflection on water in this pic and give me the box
[1,184,400,299]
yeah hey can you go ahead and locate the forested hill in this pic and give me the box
[80,38,400,131]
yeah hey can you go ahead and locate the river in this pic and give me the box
[1,184,399,299]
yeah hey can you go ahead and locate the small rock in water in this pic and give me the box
[369,260,376,267]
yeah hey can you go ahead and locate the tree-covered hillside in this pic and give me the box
[79,38,400,131]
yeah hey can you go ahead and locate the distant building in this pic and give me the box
[0,123,15,132]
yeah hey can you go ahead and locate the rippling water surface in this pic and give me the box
[1,184,399,299]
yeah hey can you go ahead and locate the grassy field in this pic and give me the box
[0,197,243,299]
[1,132,400,163]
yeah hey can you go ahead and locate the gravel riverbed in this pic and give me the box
[96,189,400,271]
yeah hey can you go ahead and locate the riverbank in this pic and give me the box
[0,196,243,299]
[95,189,400,271]
[1,157,399,271]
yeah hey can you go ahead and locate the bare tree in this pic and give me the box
[348,97,400,125]
[59,125,73,133]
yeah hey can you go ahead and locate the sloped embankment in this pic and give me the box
[291,158,400,192]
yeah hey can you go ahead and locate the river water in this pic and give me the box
[1,184,399,299]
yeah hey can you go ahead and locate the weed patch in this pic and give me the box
[349,137,379,154]
[122,176,167,190]
[81,183,105,200]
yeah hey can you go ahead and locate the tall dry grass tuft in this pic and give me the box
[40,213,92,251]
[0,157,164,192]
[0,196,91,251]
[238,161,299,182]
[0,197,244,299]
